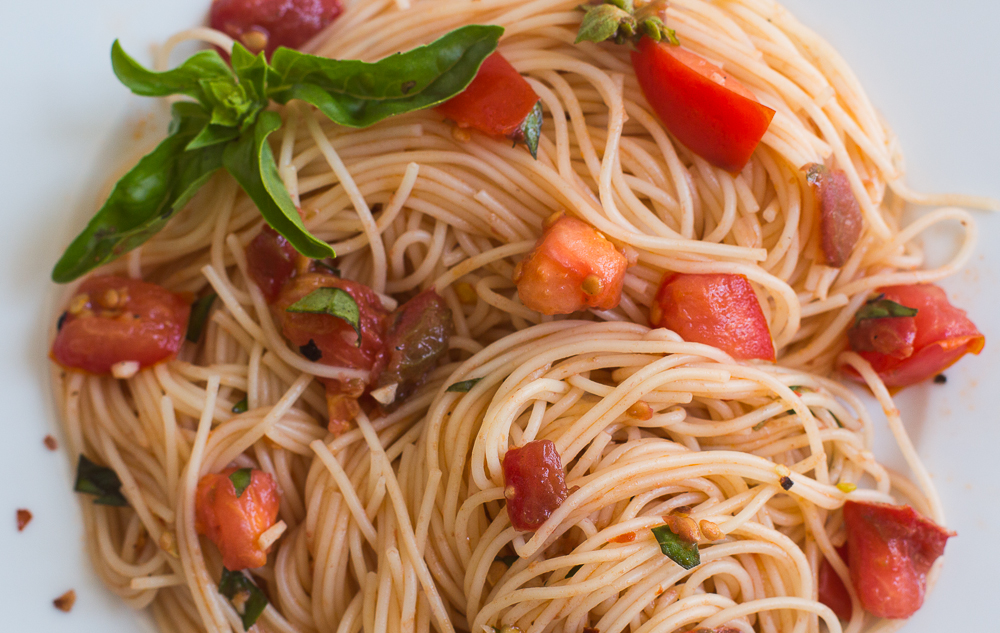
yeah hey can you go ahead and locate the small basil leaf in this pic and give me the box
[111,40,232,102]
[447,378,483,393]
[267,25,503,128]
[222,111,335,260]
[229,468,253,498]
[510,100,543,159]
[285,288,361,345]
[186,293,217,342]
[200,79,253,128]
[651,524,700,570]
[565,563,582,578]
[74,455,129,507]
[218,568,268,631]
[52,103,225,283]
[855,295,918,322]
[232,397,249,414]
[230,43,270,113]
[186,123,241,151]
[575,4,634,44]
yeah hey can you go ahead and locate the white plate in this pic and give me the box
[1,0,997,630]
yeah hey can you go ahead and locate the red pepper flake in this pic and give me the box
[16,509,32,531]
[43,435,58,451]
[610,531,636,544]
[53,589,76,612]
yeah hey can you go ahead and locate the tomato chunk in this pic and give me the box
[515,215,627,315]
[246,226,299,302]
[195,468,281,570]
[650,273,774,361]
[817,545,852,621]
[805,164,863,267]
[847,285,984,387]
[842,501,954,619]
[51,276,191,374]
[209,0,343,57]
[502,440,569,532]
[631,37,775,173]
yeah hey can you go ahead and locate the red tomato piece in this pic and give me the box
[503,440,569,532]
[842,501,955,619]
[847,285,984,387]
[436,52,540,141]
[650,273,775,361]
[209,0,343,57]
[51,276,191,374]
[515,215,628,315]
[631,37,775,173]
[195,468,281,570]
[817,545,852,621]
[804,164,863,267]
[246,226,300,302]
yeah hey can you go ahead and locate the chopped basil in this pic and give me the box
[511,101,543,159]
[229,468,253,498]
[74,455,128,507]
[186,293,217,342]
[566,564,583,578]
[286,288,361,346]
[218,567,268,631]
[651,523,700,570]
[447,378,483,392]
[854,294,918,323]
[299,339,323,361]
[232,397,248,414]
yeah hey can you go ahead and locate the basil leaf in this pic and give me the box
[232,397,249,414]
[186,123,241,151]
[855,295,918,323]
[200,79,254,128]
[52,103,225,283]
[186,293,217,342]
[447,378,483,392]
[222,111,335,260]
[565,563,582,578]
[651,524,700,570]
[218,568,268,631]
[74,455,128,507]
[285,287,361,345]
[512,101,543,159]
[111,40,233,101]
[231,43,271,113]
[229,468,253,498]
[267,25,503,128]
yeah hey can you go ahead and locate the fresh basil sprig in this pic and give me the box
[286,287,361,345]
[854,294,918,323]
[218,567,268,631]
[74,455,129,507]
[52,25,504,283]
[575,0,678,46]
[651,523,700,570]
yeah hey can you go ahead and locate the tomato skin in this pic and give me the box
[631,38,775,173]
[195,468,281,570]
[650,273,775,361]
[51,276,191,374]
[209,0,343,57]
[515,216,627,315]
[502,440,569,532]
[817,545,852,621]
[847,285,984,387]
[436,52,540,139]
[246,226,299,302]
[805,164,863,268]
[843,501,955,619]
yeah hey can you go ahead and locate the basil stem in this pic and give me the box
[285,287,361,345]
[74,455,129,507]
[218,568,268,631]
[229,468,253,498]
[186,293,217,342]
[651,524,700,570]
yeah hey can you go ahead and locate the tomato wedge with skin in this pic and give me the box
[650,273,775,361]
[502,440,569,532]
[209,0,343,57]
[631,37,775,173]
[195,468,281,570]
[246,226,300,302]
[51,275,191,374]
[847,285,984,387]
[804,163,864,268]
[817,545,852,621]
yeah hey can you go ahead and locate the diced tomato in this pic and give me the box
[804,164,863,267]
[246,226,299,302]
[631,37,775,173]
[372,289,454,411]
[515,215,628,315]
[209,0,343,57]
[842,501,955,619]
[502,440,569,532]
[817,545,852,621]
[436,52,541,152]
[51,276,191,374]
[195,468,281,570]
[650,273,775,361]
[847,285,984,387]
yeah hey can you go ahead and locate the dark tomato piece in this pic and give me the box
[502,439,569,532]
[631,37,775,173]
[515,215,628,315]
[195,468,281,570]
[650,273,775,361]
[817,545,852,621]
[843,501,954,619]
[209,0,343,57]
[246,226,299,302]
[847,285,984,387]
[804,164,863,268]
[51,276,191,374]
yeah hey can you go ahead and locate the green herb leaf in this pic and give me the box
[111,40,233,101]
[565,563,582,578]
[230,43,271,112]
[447,378,483,392]
[651,524,700,570]
[285,287,361,344]
[229,468,253,498]
[855,294,918,323]
[267,25,503,128]
[511,100,543,159]
[232,397,249,414]
[575,4,634,44]
[218,568,268,631]
[186,293,217,342]
[52,103,225,282]
[74,455,129,507]
[223,111,336,260]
